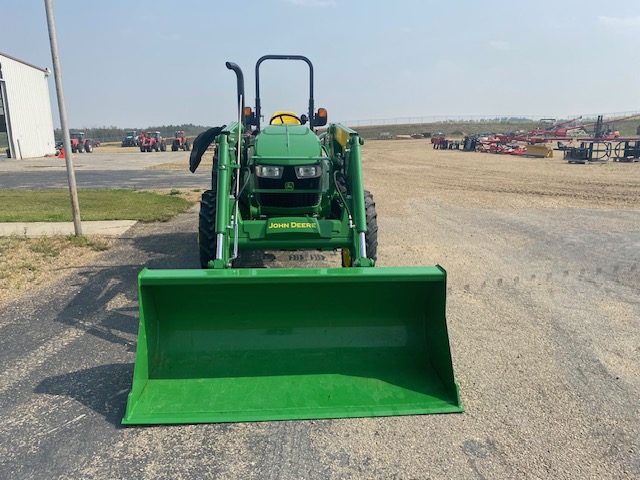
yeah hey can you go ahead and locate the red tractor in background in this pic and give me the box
[171,130,190,151]
[140,131,166,152]
[70,132,93,153]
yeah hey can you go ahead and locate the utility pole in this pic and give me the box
[44,0,82,236]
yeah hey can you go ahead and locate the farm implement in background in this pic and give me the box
[563,114,640,163]
[439,113,640,161]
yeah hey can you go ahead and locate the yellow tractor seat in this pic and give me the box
[269,111,302,125]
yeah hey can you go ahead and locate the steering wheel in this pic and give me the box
[269,113,302,125]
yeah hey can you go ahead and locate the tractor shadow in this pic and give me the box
[39,226,269,424]
[53,229,199,350]
[37,228,200,426]
[34,363,133,428]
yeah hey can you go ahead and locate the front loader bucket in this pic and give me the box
[122,266,462,425]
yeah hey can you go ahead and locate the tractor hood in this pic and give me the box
[254,125,321,161]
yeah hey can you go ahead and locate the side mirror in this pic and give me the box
[300,114,308,125]
[244,107,259,126]
[312,108,328,127]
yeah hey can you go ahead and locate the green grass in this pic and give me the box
[28,239,62,257]
[0,189,194,223]
[66,234,111,250]
[24,235,109,256]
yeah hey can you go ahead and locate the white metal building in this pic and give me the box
[0,52,56,159]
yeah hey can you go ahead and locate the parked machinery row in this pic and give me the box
[434,131,640,163]
[120,130,191,152]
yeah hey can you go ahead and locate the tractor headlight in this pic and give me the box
[294,165,321,179]
[255,165,283,178]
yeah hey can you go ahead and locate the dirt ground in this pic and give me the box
[364,139,640,211]
[1,140,639,478]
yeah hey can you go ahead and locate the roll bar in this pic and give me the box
[255,55,314,132]
[226,55,322,132]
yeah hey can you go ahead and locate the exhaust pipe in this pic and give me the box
[225,62,245,128]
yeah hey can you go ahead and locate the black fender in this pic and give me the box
[189,125,226,173]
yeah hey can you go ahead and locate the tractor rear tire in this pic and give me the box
[342,190,378,267]
[78,144,84,153]
[172,144,178,152]
[185,142,190,151]
[198,189,217,269]
[160,142,166,152]
[140,147,145,153]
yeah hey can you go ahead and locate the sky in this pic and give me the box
[1,0,639,129]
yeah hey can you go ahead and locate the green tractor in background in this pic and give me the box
[123,55,462,425]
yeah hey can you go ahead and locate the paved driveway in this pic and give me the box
[0,151,209,190]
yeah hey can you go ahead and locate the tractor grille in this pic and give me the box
[256,166,321,208]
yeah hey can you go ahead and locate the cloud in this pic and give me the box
[489,40,511,50]
[282,0,336,6]
[598,15,640,28]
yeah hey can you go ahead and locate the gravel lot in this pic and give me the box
[1,140,639,479]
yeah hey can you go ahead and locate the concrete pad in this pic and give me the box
[0,220,137,237]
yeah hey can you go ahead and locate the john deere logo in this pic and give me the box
[284,182,294,190]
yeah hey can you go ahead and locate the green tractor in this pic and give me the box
[123,55,462,425]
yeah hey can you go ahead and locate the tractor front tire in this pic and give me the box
[198,189,217,269]
[363,190,379,261]
[342,190,378,267]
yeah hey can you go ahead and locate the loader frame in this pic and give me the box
[208,122,372,269]
[207,55,372,269]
